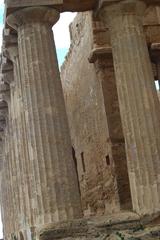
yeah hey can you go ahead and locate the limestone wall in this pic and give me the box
[61,12,124,217]
[60,7,160,217]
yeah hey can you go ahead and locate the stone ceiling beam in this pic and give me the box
[5,0,97,15]
[4,0,160,28]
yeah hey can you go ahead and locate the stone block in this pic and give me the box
[5,0,63,8]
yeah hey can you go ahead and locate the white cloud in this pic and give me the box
[53,12,76,49]
[0,0,3,5]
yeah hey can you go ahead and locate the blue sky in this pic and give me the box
[53,12,76,66]
[57,48,69,66]
[0,1,76,237]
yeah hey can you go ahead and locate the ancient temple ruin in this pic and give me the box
[1,0,160,239]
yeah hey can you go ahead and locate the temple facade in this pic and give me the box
[0,0,160,240]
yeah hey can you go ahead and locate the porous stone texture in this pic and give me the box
[61,12,131,217]
[38,212,160,240]
[5,0,97,14]
[92,16,131,211]
[6,42,35,234]
[1,1,160,240]
[0,80,16,239]
[0,6,83,240]
[61,2,160,219]
[100,0,160,216]
[7,6,82,227]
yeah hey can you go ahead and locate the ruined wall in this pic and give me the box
[61,12,127,217]
[60,7,160,218]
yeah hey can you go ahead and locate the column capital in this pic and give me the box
[99,0,146,23]
[6,6,60,31]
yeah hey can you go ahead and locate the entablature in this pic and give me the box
[5,0,97,15]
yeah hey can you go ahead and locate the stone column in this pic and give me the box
[7,7,82,226]
[0,82,16,239]
[94,54,132,210]
[89,18,132,210]
[6,41,36,233]
[100,0,160,215]
[0,100,9,239]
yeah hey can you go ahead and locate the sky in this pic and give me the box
[53,12,76,66]
[0,0,76,237]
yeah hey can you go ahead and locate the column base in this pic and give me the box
[37,212,160,240]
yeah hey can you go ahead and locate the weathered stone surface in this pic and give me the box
[100,0,160,215]
[92,14,131,210]
[38,212,160,240]
[1,1,160,240]
[5,0,160,15]
[6,0,63,7]
[6,39,37,236]
[7,5,82,228]
[61,12,131,216]
[5,0,97,15]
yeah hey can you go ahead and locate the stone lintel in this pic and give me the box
[3,0,160,19]
[98,0,160,9]
[99,0,120,9]
[5,0,97,16]
[6,0,63,8]
[62,0,97,12]
[88,46,112,63]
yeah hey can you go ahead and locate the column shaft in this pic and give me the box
[95,55,132,210]
[15,56,36,228]
[10,81,30,228]
[101,0,160,214]
[7,7,82,226]
[8,44,36,229]
[0,84,18,238]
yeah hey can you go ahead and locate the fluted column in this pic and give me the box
[7,7,82,226]
[100,0,160,215]
[6,42,37,232]
[0,82,17,239]
[0,100,10,239]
